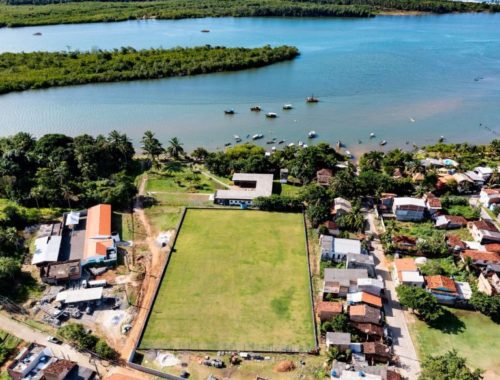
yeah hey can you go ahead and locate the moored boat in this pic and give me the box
[306,95,319,103]
[380,140,387,146]
[283,104,293,110]
[33,32,42,36]
[308,131,317,138]
[224,109,235,115]
[265,112,277,118]
[201,29,210,33]
[250,106,262,112]
[252,134,264,140]
[370,132,375,138]
[278,140,285,144]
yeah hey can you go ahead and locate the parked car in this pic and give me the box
[47,336,62,344]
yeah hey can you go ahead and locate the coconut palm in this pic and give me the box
[167,137,184,159]
[141,130,164,168]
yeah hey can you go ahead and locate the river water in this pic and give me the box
[0,15,499,154]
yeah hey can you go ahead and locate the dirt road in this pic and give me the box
[120,174,168,362]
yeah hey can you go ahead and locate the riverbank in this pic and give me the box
[0,45,299,94]
[0,0,498,28]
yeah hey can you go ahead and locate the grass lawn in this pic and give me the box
[410,308,500,375]
[139,209,315,352]
[146,164,223,194]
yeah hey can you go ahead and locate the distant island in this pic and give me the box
[0,0,499,28]
[0,45,299,94]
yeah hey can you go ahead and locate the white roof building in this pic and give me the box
[214,173,274,203]
[56,287,103,304]
[32,236,62,265]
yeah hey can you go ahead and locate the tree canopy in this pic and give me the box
[420,350,482,380]
[396,285,444,322]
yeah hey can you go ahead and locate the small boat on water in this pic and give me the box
[370,132,375,138]
[308,131,317,138]
[283,104,293,110]
[278,140,285,144]
[439,135,445,143]
[380,140,387,146]
[345,150,352,158]
[288,142,295,147]
[234,134,240,139]
[266,112,278,118]
[272,146,276,151]
[298,141,304,147]
[266,141,274,145]
[358,140,362,144]
[409,117,416,123]
[303,144,308,148]
[201,29,210,33]
[250,106,262,112]
[252,134,264,140]
[306,95,319,103]
[224,109,235,115]
[33,32,42,36]
[235,138,241,143]
[224,142,232,147]
[336,140,343,149]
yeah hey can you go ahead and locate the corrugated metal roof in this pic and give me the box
[56,287,103,303]
[32,236,62,265]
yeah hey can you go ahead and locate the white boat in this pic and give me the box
[288,143,295,147]
[345,150,352,158]
[303,144,308,148]
[271,146,276,151]
[298,141,304,147]
[233,135,240,139]
[308,131,317,138]
[266,112,278,118]
[252,134,263,140]
[283,104,293,110]
[410,117,416,122]
[370,132,375,138]
[380,140,387,146]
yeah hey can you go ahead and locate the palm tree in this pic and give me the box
[141,130,164,168]
[108,130,133,165]
[167,137,184,159]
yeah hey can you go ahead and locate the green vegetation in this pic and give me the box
[441,195,480,220]
[0,45,299,95]
[0,132,139,209]
[0,329,22,366]
[58,323,116,359]
[140,209,315,351]
[1,0,499,28]
[397,285,444,323]
[419,257,469,281]
[410,308,500,375]
[420,350,482,380]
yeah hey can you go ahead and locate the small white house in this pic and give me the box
[479,188,500,208]
[392,197,426,221]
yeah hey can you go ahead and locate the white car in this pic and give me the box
[47,336,62,344]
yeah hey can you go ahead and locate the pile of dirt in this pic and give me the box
[274,360,296,372]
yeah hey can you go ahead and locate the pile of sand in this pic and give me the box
[274,360,296,372]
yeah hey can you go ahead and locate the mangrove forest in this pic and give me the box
[0,45,299,94]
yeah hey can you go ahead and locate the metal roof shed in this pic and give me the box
[56,287,103,304]
[32,236,62,265]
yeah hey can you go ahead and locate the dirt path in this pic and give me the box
[120,174,168,362]
[200,170,230,189]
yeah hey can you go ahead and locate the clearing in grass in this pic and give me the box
[139,209,315,352]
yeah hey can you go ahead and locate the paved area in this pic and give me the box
[365,211,420,379]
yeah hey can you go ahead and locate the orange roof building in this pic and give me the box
[461,250,500,265]
[82,204,117,266]
[425,275,458,294]
[316,301,343,322]
[392,258,424,287]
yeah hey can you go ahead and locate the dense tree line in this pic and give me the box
[0,45,299,94]
[1,0,498,27]
[58,323,117,359]
[0,0,373,27]
[0,131,137,209]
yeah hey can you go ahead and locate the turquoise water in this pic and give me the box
[0,15,499,154]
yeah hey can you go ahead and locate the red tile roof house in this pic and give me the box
[392,235,418,254]
[435,215,468,229]
[81,204,118,266]
[479,188,500,208]
[362,342,392,364]
[425,193,442,216]
[320,220,340,236]
[460,250,500,267]
[425,275,459,304]
[351,322,384,341]
[392,258,424,287]
[468,220,500,244]
[317,168,333,186]
[349,304,381,325]
[447,234,466,252]
[346,291,383,309]
[316,301,343,322]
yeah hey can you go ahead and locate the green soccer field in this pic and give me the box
[139,209,315,352]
